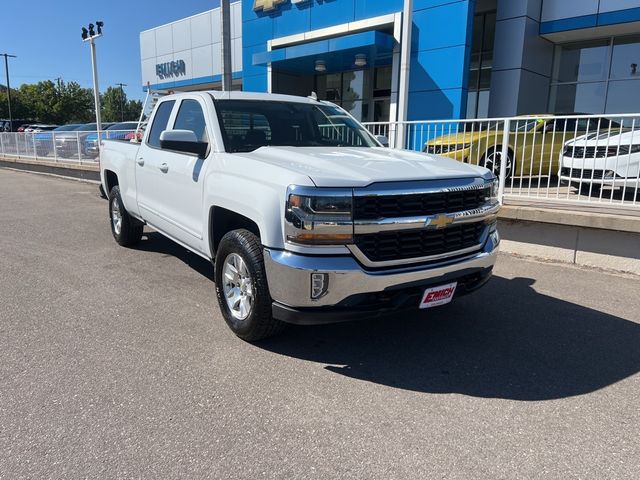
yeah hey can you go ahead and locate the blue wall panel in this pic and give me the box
[408,88,467,121]
[354,0,404,20]
[410,46,468,92]
[310,0,356,30]
[241,0,475,120]
[407,0,474,120]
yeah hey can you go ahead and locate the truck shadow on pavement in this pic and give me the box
[259,276,640,401]
[136,231,214,281]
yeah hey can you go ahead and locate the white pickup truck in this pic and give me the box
[101,91,500,341]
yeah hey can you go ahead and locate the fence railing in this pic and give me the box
[2,117,638,212]
[364,114,640,211]
[0,130,136,165]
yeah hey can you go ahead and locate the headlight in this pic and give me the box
[285,187,353,246]
[484,177,499,202]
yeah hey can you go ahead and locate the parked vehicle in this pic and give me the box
[29,124,58,133]
[124,121,147,142]
[424,115,621,179]
[34,124,83,157]
[560,129,640,189]
[101,92,500,341]
[84,122,139,157]
[54,123,113,158]
[0,119,33,132]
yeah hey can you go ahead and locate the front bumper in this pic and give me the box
[560,154,640,186]
[264,229,500,325]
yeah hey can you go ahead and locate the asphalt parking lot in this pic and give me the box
[1,168,639,479]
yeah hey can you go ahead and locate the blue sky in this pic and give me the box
[0,0,222,101]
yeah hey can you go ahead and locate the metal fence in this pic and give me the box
[364,114,640,212]
[2,116,638,212]
[0,130,136,164]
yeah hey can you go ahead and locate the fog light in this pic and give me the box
[311,273,329,300]
[489,229,500,249]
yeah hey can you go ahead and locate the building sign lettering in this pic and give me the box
[156,60,186,79]
[254,0,309,12]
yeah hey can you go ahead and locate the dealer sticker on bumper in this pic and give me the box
[419,282,458,309]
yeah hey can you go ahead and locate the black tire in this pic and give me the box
[214,229,285,341]
[108,185,143,247]
[483,146,515,179]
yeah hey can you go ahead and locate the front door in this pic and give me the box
[135,96,209,254]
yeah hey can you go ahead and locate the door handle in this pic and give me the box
[136,158,144,166]
[159,163,169,173]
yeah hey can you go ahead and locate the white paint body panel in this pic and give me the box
[101,91,490,260]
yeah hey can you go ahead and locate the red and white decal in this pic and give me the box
[419,282,458,309]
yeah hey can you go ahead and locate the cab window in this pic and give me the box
[147,100,176,148]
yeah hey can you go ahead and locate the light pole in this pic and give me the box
[1,53,16,132]
[116,82,127,122]
[82,22,104,139]
[221,0,232,91]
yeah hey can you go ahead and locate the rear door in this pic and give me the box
[135,96,210,254]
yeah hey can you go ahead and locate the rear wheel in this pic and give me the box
[109,185,143,247]
[214,229,285,341]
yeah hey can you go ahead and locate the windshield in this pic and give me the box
[511,119,544,132]
[214,100,378,153]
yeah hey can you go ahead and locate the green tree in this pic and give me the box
[59,81,95,123]
[0,80,95,124]
[102,86,143,122]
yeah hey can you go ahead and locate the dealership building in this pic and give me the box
[140,0,640,122]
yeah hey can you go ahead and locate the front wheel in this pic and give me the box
[483,147,515,179]
[109,185,143,247]
[215,229,285,342]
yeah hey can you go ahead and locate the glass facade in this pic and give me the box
[467,11,496,119]
[315,66,392,122]
[549,35,640,114]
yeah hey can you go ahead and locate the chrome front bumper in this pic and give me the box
[263,229,500,310]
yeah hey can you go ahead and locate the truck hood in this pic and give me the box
[235,146,489,187]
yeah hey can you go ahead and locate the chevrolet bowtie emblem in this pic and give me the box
[426,214,454,229]
[254,0,287,11]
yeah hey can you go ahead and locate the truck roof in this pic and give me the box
[162,90,323,105]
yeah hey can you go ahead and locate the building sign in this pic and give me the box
[254,0,309,12]
[156,60,186,80]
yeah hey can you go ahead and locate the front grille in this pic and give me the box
[355,222,485,263]
[563,146,622,158]
[354,188,489,220]
[560,167,618,180]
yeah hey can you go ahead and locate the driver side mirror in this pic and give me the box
[160,129,208,158]
[375,135,389,147]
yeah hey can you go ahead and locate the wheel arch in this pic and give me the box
[104,170,119,197]
[209,206,262,258]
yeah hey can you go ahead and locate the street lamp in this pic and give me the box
[81,21,104,141]
[1,53,16,132]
